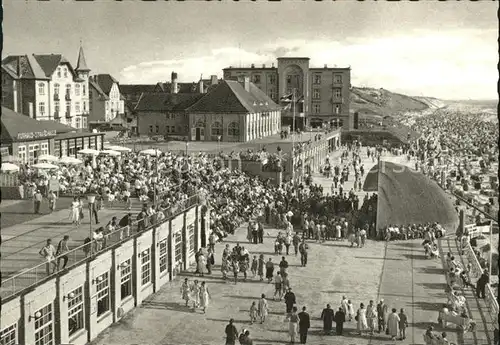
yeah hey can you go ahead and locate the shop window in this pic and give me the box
[67,286,85,337]
[120,259,132,300]
[211,121,223,136]
[174,232,182,263]
[28,144,40,164]
[159,239,168,274]
[141,248,151,286]
[34,304,54,345]
[41,143,49,156]
[96,272,110,317]
[0,323,17,345]
[18,146,27,163]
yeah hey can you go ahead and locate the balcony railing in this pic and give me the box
[0,194,202,300]
[65,112,72,119]
[81,112,90,117]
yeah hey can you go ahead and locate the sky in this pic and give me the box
[3,1,498,100]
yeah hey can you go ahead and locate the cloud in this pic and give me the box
[119,29,496,100]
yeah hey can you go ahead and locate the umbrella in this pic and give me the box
[1,163,20,172]
[32,162,59,170]
[78,148,100,155]
[100,149,121,156]
[140,149,162,156]
[105,145,132,152]
[59,156,83,165]
[38,154,59,162]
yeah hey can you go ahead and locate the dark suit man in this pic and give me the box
[334,308,346,335]
[298,306,310,344]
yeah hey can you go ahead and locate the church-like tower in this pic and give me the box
[75,45,91,120]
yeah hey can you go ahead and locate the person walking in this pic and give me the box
[279,256,289,275]
[334,307,346,336]
[321,304,334,335]
[249,301,258,324]
[33,190,43,214]
[39,239,57,275]
[199,281,210,314]
[398,308,408,340]
[208,232,216,253]
[257,254,265,281]
[387,308,400,340]
[206,249,214,275]
[48,190,57,213]
[190,280,200,310]
[366,300,377,335]
[356,303,368,335]
[224,319,238,345]
[288,306,299,344]
[258,294,269,324]
[180,278,190,306]
[274,272,282,301]
[292,232,301,256]
[284,288,296,316]
[70,197,80,226]
[56,235,70,270]
[377,299,388,333]
[299,240,308,267]
[476,270,489,299]
[265,258,274,283]
[298,306,310,344]
[257,221,264,244]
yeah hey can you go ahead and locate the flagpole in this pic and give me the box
[292,88,296,183]
[489,220,493,275]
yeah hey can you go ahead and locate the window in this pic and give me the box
[54,141,61,157]
[66,84,71,96]
[313,89,321,99]
[0,323,17,345]
[83,84,86,96]
[313,104,321,114]
[286,75,292,85]
[252,75,261,83]
[174,232,182,263]
[335,104,341,114]
[149,125,153,133]
[188,224,195,254]
[268,74,276,84]
[63,68,68,78]
[228,122,240,136]
[211,121,223,136]
[166,126,170,133]
[83,101,87,112]
[314,74,321,84]
[141,248,151,286]
[57,68,61,78]
[66,102,71,115]
[155,125,159,134]
[334,88,342,98]
[75,117,81,129]
[334,74,343,84]
[67,286,85,337]
[82,117,88,129]
[54,83,60,95]
[38,83,45,95]
[75,102,81,113]
[1,91,7,105]
[172,126,177,133]
[18,146,26,164]
[39,102,46,115]
[34,304,53,345]
[120,259,132,300]
[41,143,49,156]
[159,239,168,274]
[54,101,60,114]
[96,272,110,317]
[28,144,40,164]
[75,84,81,96]
[89,98,93,111]
[268,89,276,100]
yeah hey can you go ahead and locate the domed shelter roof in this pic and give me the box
[368,161,459,231]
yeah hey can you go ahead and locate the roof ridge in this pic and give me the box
[225,80,254,113]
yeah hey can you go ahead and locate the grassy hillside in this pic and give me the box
[350,87,431,117]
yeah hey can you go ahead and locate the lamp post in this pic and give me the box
[87,194,96,254]
[217,135,221,153]
[185,141,189,156]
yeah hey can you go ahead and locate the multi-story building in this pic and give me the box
[1,47,91,129]
[88,74,125,126]
[222,57,352,130]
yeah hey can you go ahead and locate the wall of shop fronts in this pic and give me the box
[0,205,208,345]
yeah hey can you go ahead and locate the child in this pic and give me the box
[249,301,258,324]
[251,256,258,278]
[347,300,355,322]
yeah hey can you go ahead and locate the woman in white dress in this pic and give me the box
[356,303,368,335]
[77,196,84,226]
[199,281,210,314]
[288,306,299,344]
[190,280,200,310]
[70,196,80,225]
[197,253,206,277]
[258,293,269,324]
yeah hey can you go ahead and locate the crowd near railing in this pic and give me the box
[0,193,201,299]
[459,238,499,324]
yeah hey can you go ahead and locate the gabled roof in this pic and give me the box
[155,82,202,94]
[135,93,204,112]
[91,74,118,95]
[75,46,90,72]
[186,80,280,113]
[120,84,157,95]
[2,55,49,80]
[89,80,110,100]
[1,106,73,143]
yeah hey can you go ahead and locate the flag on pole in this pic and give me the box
[282,103,292,111]
[280,93,293,102]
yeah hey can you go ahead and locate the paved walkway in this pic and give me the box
[0,199,143,294]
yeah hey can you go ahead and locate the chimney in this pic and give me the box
[271,63,275,68]
[237,75,251,92]
[251,64,255,68]
[324,64,328,68]
[262,64,266,68]
[210,75,218,85]
[171,71,178,94]
[199,79,204,94]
